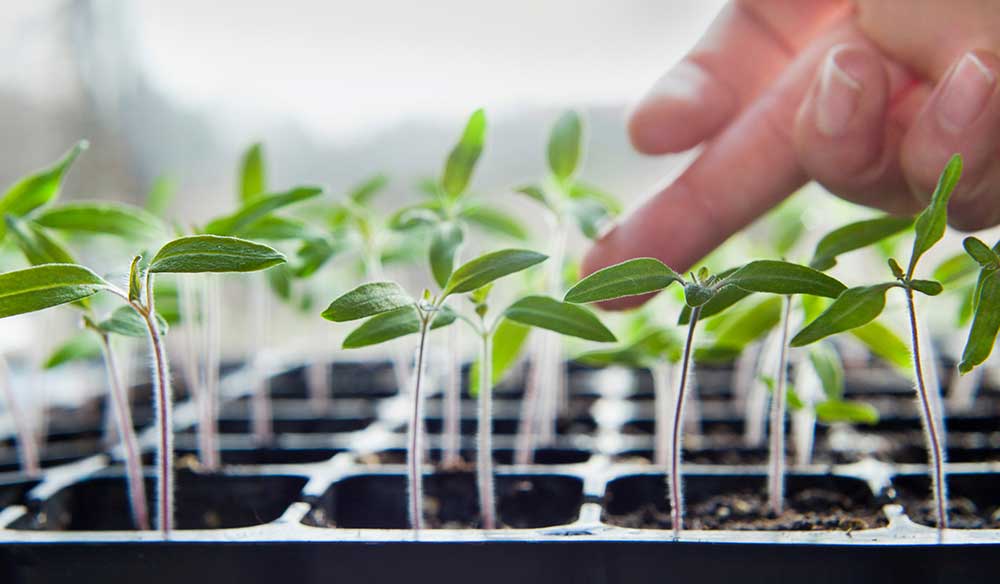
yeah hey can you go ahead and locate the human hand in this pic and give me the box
[584,0,1000,308]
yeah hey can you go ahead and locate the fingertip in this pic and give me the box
[628,61,737,155]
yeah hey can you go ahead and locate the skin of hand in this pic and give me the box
[584,0,1000,309]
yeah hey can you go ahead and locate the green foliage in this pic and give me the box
[963,236,1000,270]
[456,205,528,240]
[849,320,911,371]
[809,215,914,271]
[342,305,455,348]
[147,235,286,273]
[547,111,582,181]
[0,141,87,240]
[239,143,266,202]
[443,249,547,296]
[564,258,682,304]
[429,222,464,288]
[790,284,896,347]
[321,281,413,322]
[469,318,531,394]
[441,109,486,199]
[34,202,166,240]
[578,327,680,367]
[808,343,845,400]
[503,295,615,342]
[0,264,107,319]
[5,216,75,265]
[707,296,783,352]
[959,242,1000,373]
[44,332,102,369]
[98,306,169,337]
[128,255,143,303]
[348,174,388,205]
[907,154,962,276]
[815,400,879,425]
[205,186,323,236]
[723,260,845,298]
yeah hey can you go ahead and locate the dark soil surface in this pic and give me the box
[605,488,888,531]
[900,497,1000,529]
[306,472,583,529]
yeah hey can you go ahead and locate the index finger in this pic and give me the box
[584,22,866,310]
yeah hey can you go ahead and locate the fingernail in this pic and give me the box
[937,52,996,132]
[816,47,863,137]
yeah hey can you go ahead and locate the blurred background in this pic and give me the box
[0,0,727,220]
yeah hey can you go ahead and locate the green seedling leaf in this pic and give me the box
[34,202,166,240]
[710,296,782,351]
[389,202,443,231]
[503,295,615,342]
[458,204,529,240]
[153,279,182,325]
[294,237,341,278]
[128,255,143,303]
[963,236,1000,270]
[321,281,414,322]
[443,249,547,296]
[469,318,531,395]
[430,222,465,288]
[441,109,486,199]
[815,400,879,425]
[908,154,962,276]
[547,111,582,181]
[761,375,804,411]
[790,283,896,347]
[205,186,323,236]
[909,279,943,296]
[342,305,456,348]
[0,141,87,240]
[239,215,316,241]
[933,251,978,285]
[0,264,107,318]
[349,174,388,205]
[888,258,905,279]
[145,175,175,217]
[958,269,1000,374]
[809,215,914,271]
[267,263,293,302]
[44,332,102,369]
[808,343,844,400]
[850,320,911,371]
[693,345,742,364]
[98,305,168,337]
[577,328,680,367]
[514,185,550,209]
[568,182,622,214]
[5,216,75,265]
[148,235,285,273]
[571,198,612,239]
[239,143,266,202]
[724,260,846,298]
[564,258,681,304]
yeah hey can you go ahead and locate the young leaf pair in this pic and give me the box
[566,257,846,534]
[323,249,614,530]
